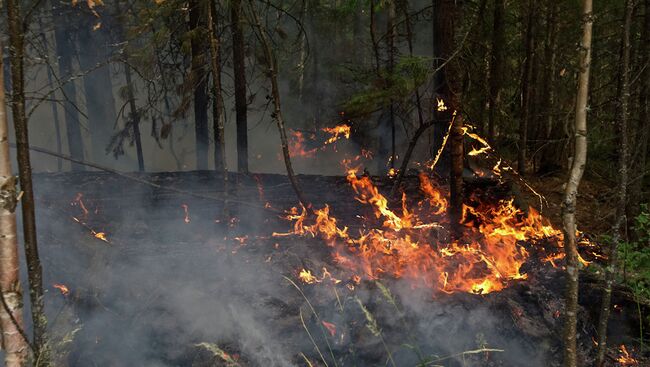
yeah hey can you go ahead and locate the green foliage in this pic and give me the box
[343,56,431,117]
[618,204,650,300]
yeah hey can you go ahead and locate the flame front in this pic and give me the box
[277,170,565,295]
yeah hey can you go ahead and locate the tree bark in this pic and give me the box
[387,0,397,169]
[595,1,634,365]
[52,0,85,171]
[538,0,560,174]
[207,0,229,217]
[562,1,593,366]
[0,34,28,367]
[246,0,310,210]
[232,0,249,173]
[115,1,144,172]
[6,0,50,363]
[433,0,463,234]
[487,0,504,142]
[519,0,536,175]
[123,64,145,172]
[627,0,649,227]
[190,0,209,170]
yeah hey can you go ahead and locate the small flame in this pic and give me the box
[617,345,638,365]
[181,204,190,223]
[53,283,70,296]
[94,232,108,242]
[436,98,448,111]
[298,269,318,284]
[322,124,351,145]
[322,321,337,337]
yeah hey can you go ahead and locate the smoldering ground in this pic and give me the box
[5,171,585,367]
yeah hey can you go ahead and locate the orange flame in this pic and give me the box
[617,345,638,365]
[322,124,351,145]
[279,171,566,295]
[53,283,70,296]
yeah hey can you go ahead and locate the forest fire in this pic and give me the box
[277,168,566,295]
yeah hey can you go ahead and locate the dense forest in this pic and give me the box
[1,0,650,366]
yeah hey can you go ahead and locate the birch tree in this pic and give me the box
[562,0,593,365]
[0,34,29,367]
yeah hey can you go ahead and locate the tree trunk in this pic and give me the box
[387,0,396,169]
[6,0,50,363]
[37,15,63,171]
[297,0,308,102]
[189,0,209,170]
[78,17,117,166]
[433,0,463,234]
[519,0,536,175]
[538,0,560,174]
[207,0,229,217]
[595,1,634,365]
[115,0,144,172]
[627,0,649,227]
[246,0,310,210]
[123,64,145,172]
[232,0,249,173]
[487,0,504,142]
[52,0,85,171]
[0,34,28,367]
[562,1,592,366]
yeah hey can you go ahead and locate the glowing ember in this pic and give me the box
[94,232,108,242]
[617,345,638,365]
[181,204,190,223]
[322,321,337,337]
[53,283,70,296]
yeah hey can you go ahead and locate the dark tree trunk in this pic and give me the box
[124,64,145,172]
[487,0,504,142]
[116,1,144,172]
[207,0,229,219]
[627,0,649,227]
[78,16,117,166]
[6,0,51,363]
[595,1,634,365]
[519,0,537,175]
[52,1,85,171]
[538,0,560,174]
[232,0,249,173]
[190,0,209,170]
[387,0,396,169]
[433,0,464,234]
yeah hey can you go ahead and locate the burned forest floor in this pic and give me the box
[30,170,648,367]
